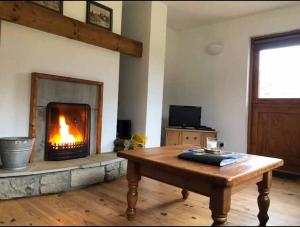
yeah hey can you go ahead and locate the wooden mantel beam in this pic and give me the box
[0,1,143,57]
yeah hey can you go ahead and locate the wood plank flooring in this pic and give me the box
[0,175,299,226]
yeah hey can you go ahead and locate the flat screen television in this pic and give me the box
[169,105,201,128]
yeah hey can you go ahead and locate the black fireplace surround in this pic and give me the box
[45,102,91,161]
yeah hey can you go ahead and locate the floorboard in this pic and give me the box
[0,175,299,226]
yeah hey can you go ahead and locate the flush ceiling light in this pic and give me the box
[206,43,224,56]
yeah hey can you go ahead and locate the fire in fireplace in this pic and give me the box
[45,103,90,161]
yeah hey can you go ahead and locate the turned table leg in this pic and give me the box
[126,161,141,220]
[209,186,232,226]
[257,171,272,226]
[181,189,189,200]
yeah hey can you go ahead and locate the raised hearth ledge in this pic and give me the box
[0,153,123,178]
[0,153,128,200]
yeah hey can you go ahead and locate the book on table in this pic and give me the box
[178,148,245,167]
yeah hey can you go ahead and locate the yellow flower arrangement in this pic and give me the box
[131,134,148,149]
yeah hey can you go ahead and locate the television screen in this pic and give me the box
[169,105,201,128]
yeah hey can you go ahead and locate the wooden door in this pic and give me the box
[166,130,181,146]
[248,30,300,174]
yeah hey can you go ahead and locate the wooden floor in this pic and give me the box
[0,175,299,226]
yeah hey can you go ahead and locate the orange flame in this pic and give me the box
[49,115,83,145]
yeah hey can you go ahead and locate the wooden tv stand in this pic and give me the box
[165,128,217,147]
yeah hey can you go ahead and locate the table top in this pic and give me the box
[117,145,284,186]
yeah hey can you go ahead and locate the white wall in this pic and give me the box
[163,4,300,152]
[145,2,167,147]
[118,1,152,135]
[118,1,167,147]
[161,27,179,143]
[0,1,122,153]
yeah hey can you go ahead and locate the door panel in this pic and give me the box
[166,131,181,146]
[182,132,201,145]
[256,111,300,173]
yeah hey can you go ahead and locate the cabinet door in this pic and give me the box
[182,132,201,145]
[201,132,217,147]
[166,130,181,146]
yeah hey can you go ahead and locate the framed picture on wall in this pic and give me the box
[27,1,63,14]
[86,1,113,31]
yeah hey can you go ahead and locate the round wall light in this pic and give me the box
[206,43,224,56]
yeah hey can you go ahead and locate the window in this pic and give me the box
[259,45,300,98]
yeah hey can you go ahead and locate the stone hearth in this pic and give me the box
[0,153,127,200]
[0,73,118,201]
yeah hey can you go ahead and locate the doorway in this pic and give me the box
[248,30,300,174]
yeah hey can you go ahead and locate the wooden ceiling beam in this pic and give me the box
[0,1,143,57]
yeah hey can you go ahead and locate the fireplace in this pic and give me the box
[45,102,91,161]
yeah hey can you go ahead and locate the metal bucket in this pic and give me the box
[0,137,34,170]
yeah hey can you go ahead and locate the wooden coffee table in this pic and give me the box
[117,145,284,226]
